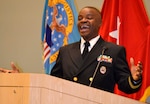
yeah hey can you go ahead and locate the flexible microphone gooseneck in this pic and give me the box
[89,47,107,87]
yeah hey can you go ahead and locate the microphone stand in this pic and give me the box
[89,47,106,87]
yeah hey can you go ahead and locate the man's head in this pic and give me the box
[77,6,102,41]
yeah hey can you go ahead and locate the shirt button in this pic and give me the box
[89,77,93,82]
[73,77,78,81]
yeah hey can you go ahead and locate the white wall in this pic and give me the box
[0,0,45,73]
[0,0,150,73]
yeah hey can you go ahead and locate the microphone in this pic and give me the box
[89,47,107,87]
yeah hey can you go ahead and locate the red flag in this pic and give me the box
[99,0,150,102]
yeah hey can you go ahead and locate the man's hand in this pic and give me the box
[130,57,143,81]
[0,62,20,73]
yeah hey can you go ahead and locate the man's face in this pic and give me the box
[77,7,102,41]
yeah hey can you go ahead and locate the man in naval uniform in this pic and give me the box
[50,6,143,93]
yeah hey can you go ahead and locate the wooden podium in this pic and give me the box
[0,73,146,104]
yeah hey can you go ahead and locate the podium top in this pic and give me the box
[0,73,146,104]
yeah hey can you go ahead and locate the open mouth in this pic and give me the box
[79,25,90,32]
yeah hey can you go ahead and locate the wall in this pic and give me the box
[0,0,150,73]
[0,0,45,73]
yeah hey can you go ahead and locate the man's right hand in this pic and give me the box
[0,62,20,73]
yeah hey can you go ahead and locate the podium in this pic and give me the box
[0,73,146,104]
